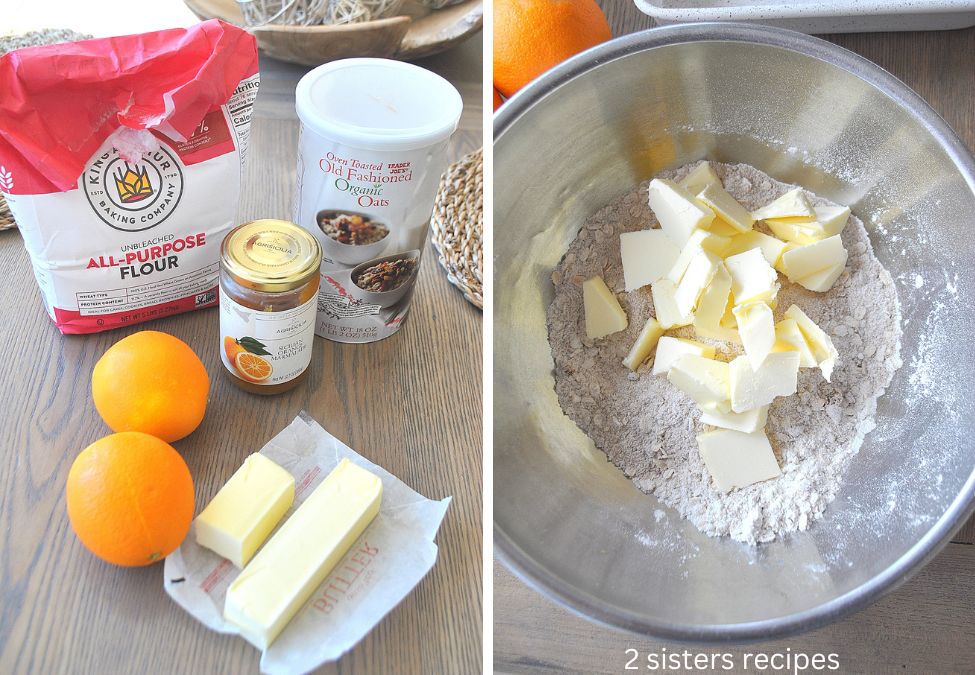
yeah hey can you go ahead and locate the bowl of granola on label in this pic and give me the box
[350,250,420,307]
[317,209,391,265]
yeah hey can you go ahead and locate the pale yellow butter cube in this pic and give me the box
[693,264,740,343]
[729,352,800,413]
[668,354,732,413]
[679,161,721,195]
[696,182,754,233]
[772,318,818,367]
[652,336,715,376]
[814,205,851,237]
[784,305,839,381]
[195,453,295,568]
[583,276,628,339]
[697,429,781,492]
[733,302,776,369]
[647,178,715,247]
[781,235,847,281]
[700,405,768,434]
[725,248,779,305]
[224,459,382,650]
[666,229,730,283]
[622,317,665,371]
[651,278,693,329]
[766,219,825,245]
[674,249,721,316]
[722,230,788,267]
[751,188,816,221]
[795,260,846,292]
[619,229,680,292]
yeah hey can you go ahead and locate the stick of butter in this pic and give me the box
[224,458,382,650]
[582,276,628,339]
[647,178,715,247]
[195,453,295,568]
[697,429,781,492]
[622,316,665,371]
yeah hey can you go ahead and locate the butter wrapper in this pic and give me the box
[164,412,451,674]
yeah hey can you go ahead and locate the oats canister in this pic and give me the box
[220,220,322,394]
[294,58,463,343]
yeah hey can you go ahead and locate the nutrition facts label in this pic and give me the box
[228,74,259,162]
[75,262,219,315]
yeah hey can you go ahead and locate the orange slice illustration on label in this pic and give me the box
[234,352,273,383]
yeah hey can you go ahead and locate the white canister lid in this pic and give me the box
[295,58,463,152]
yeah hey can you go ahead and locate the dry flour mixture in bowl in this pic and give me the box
[494,24,975,639]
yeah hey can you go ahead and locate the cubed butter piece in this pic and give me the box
[622,317,665,371]
[668,354,732,413]
[705,218,743,237]
[647,178,715,247]
[195,453,296,569]
[751,188,816,221]
[780,235,847,281]
[784,305,839,381]
[700,405,768,434]
[697,429,781,492]
[733,302,775,369]
[652,336,715,376]
[583,276,628,339]
[679,161,721,195]
[729,351,800,413]
[795,260,845,292]
[674,249,721,316]
[766,219,825,245]
[696,182,754,233]
[693,264,741,343]
[772,318,818,367]
[651,278,693,329]
[619,229,680,292]
[224,459,383,650]
[666,229,730,283]
[722,230,789,267]
[814,205,851,237]
[725,248,779,304]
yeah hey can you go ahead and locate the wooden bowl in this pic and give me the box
[184,0,482,64]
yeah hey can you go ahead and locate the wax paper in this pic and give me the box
[164,412,451,674]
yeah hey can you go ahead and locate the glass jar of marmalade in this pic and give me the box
[219,219,322,395]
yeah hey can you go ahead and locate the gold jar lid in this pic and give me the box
[221,219,322,293]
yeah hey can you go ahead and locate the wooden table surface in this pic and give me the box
[0,34,483,675]
[494,6,975,674]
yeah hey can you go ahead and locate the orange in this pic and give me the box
[66,432,194,566]
[92,331,209,443]
[234,352,272,383]
[494,88,504,111]
[493,0,612,98]
[224,335,245,363]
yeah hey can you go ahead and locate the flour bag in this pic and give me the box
[0,20,259,333]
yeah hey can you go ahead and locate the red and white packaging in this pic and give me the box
[0,20,259,334]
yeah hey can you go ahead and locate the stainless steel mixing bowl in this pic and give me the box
[494,23,975,640]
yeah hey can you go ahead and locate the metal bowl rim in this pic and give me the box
[493,21,975,642]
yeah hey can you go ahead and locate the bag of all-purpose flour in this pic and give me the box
[0,20,259,334]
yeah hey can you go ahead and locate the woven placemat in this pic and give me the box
[430,147,483,309]
[0,194,13,231]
